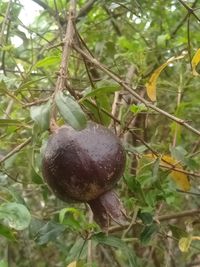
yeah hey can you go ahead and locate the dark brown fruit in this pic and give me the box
[42,122,126,202]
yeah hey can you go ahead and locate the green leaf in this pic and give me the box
[0,80,7,91]
[55,92,87,130]
[59,207,80,224]
[59,207,81,230]
[0,260,8,267]
[1,45,14,52]
[66,239,87,264]
[138,211,153,225]
[82,85,120,100]
[30,101,51,132]
[0,119,23,126]
[0,223,15,240]
[169,224,188,240]
[31,167,43,184]
[34,56,60,68]
[157,34,169,47]
[152,157,160,179]
[19,77,46,91]
[35,221,65,245]
[170,146,187,164]
[0,202,31,230]
[140,223,158,244]
[92,233,137,267]
[130,103,147,114]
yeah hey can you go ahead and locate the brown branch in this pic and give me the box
[0,0,12,76]
[177,0,200,22]
[77,0,97,19]
[87,207,93,265]
[54,0,76,92]
[187,16,192,70]
[130,131,200,178]
[171,0,198,37]
[23,98,49,107]
[32,0,65,25]
[103,5,121,36]
[0,137,32,164]
[158,208,200,222]
[32,0,97,25]
[0,0,12,45]
[187,261,200,267]
[50,0,76,131]
[74,45,200,136]
[108,209,200,233]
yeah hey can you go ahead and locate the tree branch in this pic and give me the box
[32,0,65,25]
[77,0,97,19]
[171,0,198,37]
[74,45,200,136]
[177,0,200,22]
[109,209,200,233]
[50,0,76,131]
[32,0,97,25]
[0,137,32,164]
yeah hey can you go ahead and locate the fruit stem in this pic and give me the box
[49,118,59,133]
[88,190,127,230]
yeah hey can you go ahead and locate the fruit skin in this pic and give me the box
[42,122,126,203]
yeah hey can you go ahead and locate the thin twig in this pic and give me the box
[3,99,14,119]
[54,5,76,94]
[74,45,200,136]
[171,0,198,37]
[177,0,200,22]
[32,0,65,25]
[32,0,97,24]
[78,0,97,19]
[23,98,49,107]
[172,74,183,147]
[158,208,200,222]
[87,206,93,266]
[122,206,139,238]
[0,137,32,164]
[108,209,200,233]
[187,15,192,70]
[129,132,200,178]
[0,0,12,45]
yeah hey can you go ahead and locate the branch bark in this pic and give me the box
[32,0,97,25]
[50,0,76,131]
[109,208,200,233]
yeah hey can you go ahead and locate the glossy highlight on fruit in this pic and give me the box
[42,122,126,202]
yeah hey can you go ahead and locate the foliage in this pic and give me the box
[1,0,200,266]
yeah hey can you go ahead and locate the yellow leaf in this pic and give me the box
[161,155,190,191]
[191,48,200,76]
[179,237,192,252]
[67,261,77,267]
[67,261,84,267]
[144,153,191,191]
[170,170,190,191]
[145,55,185,102]
[191,236,200,241]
